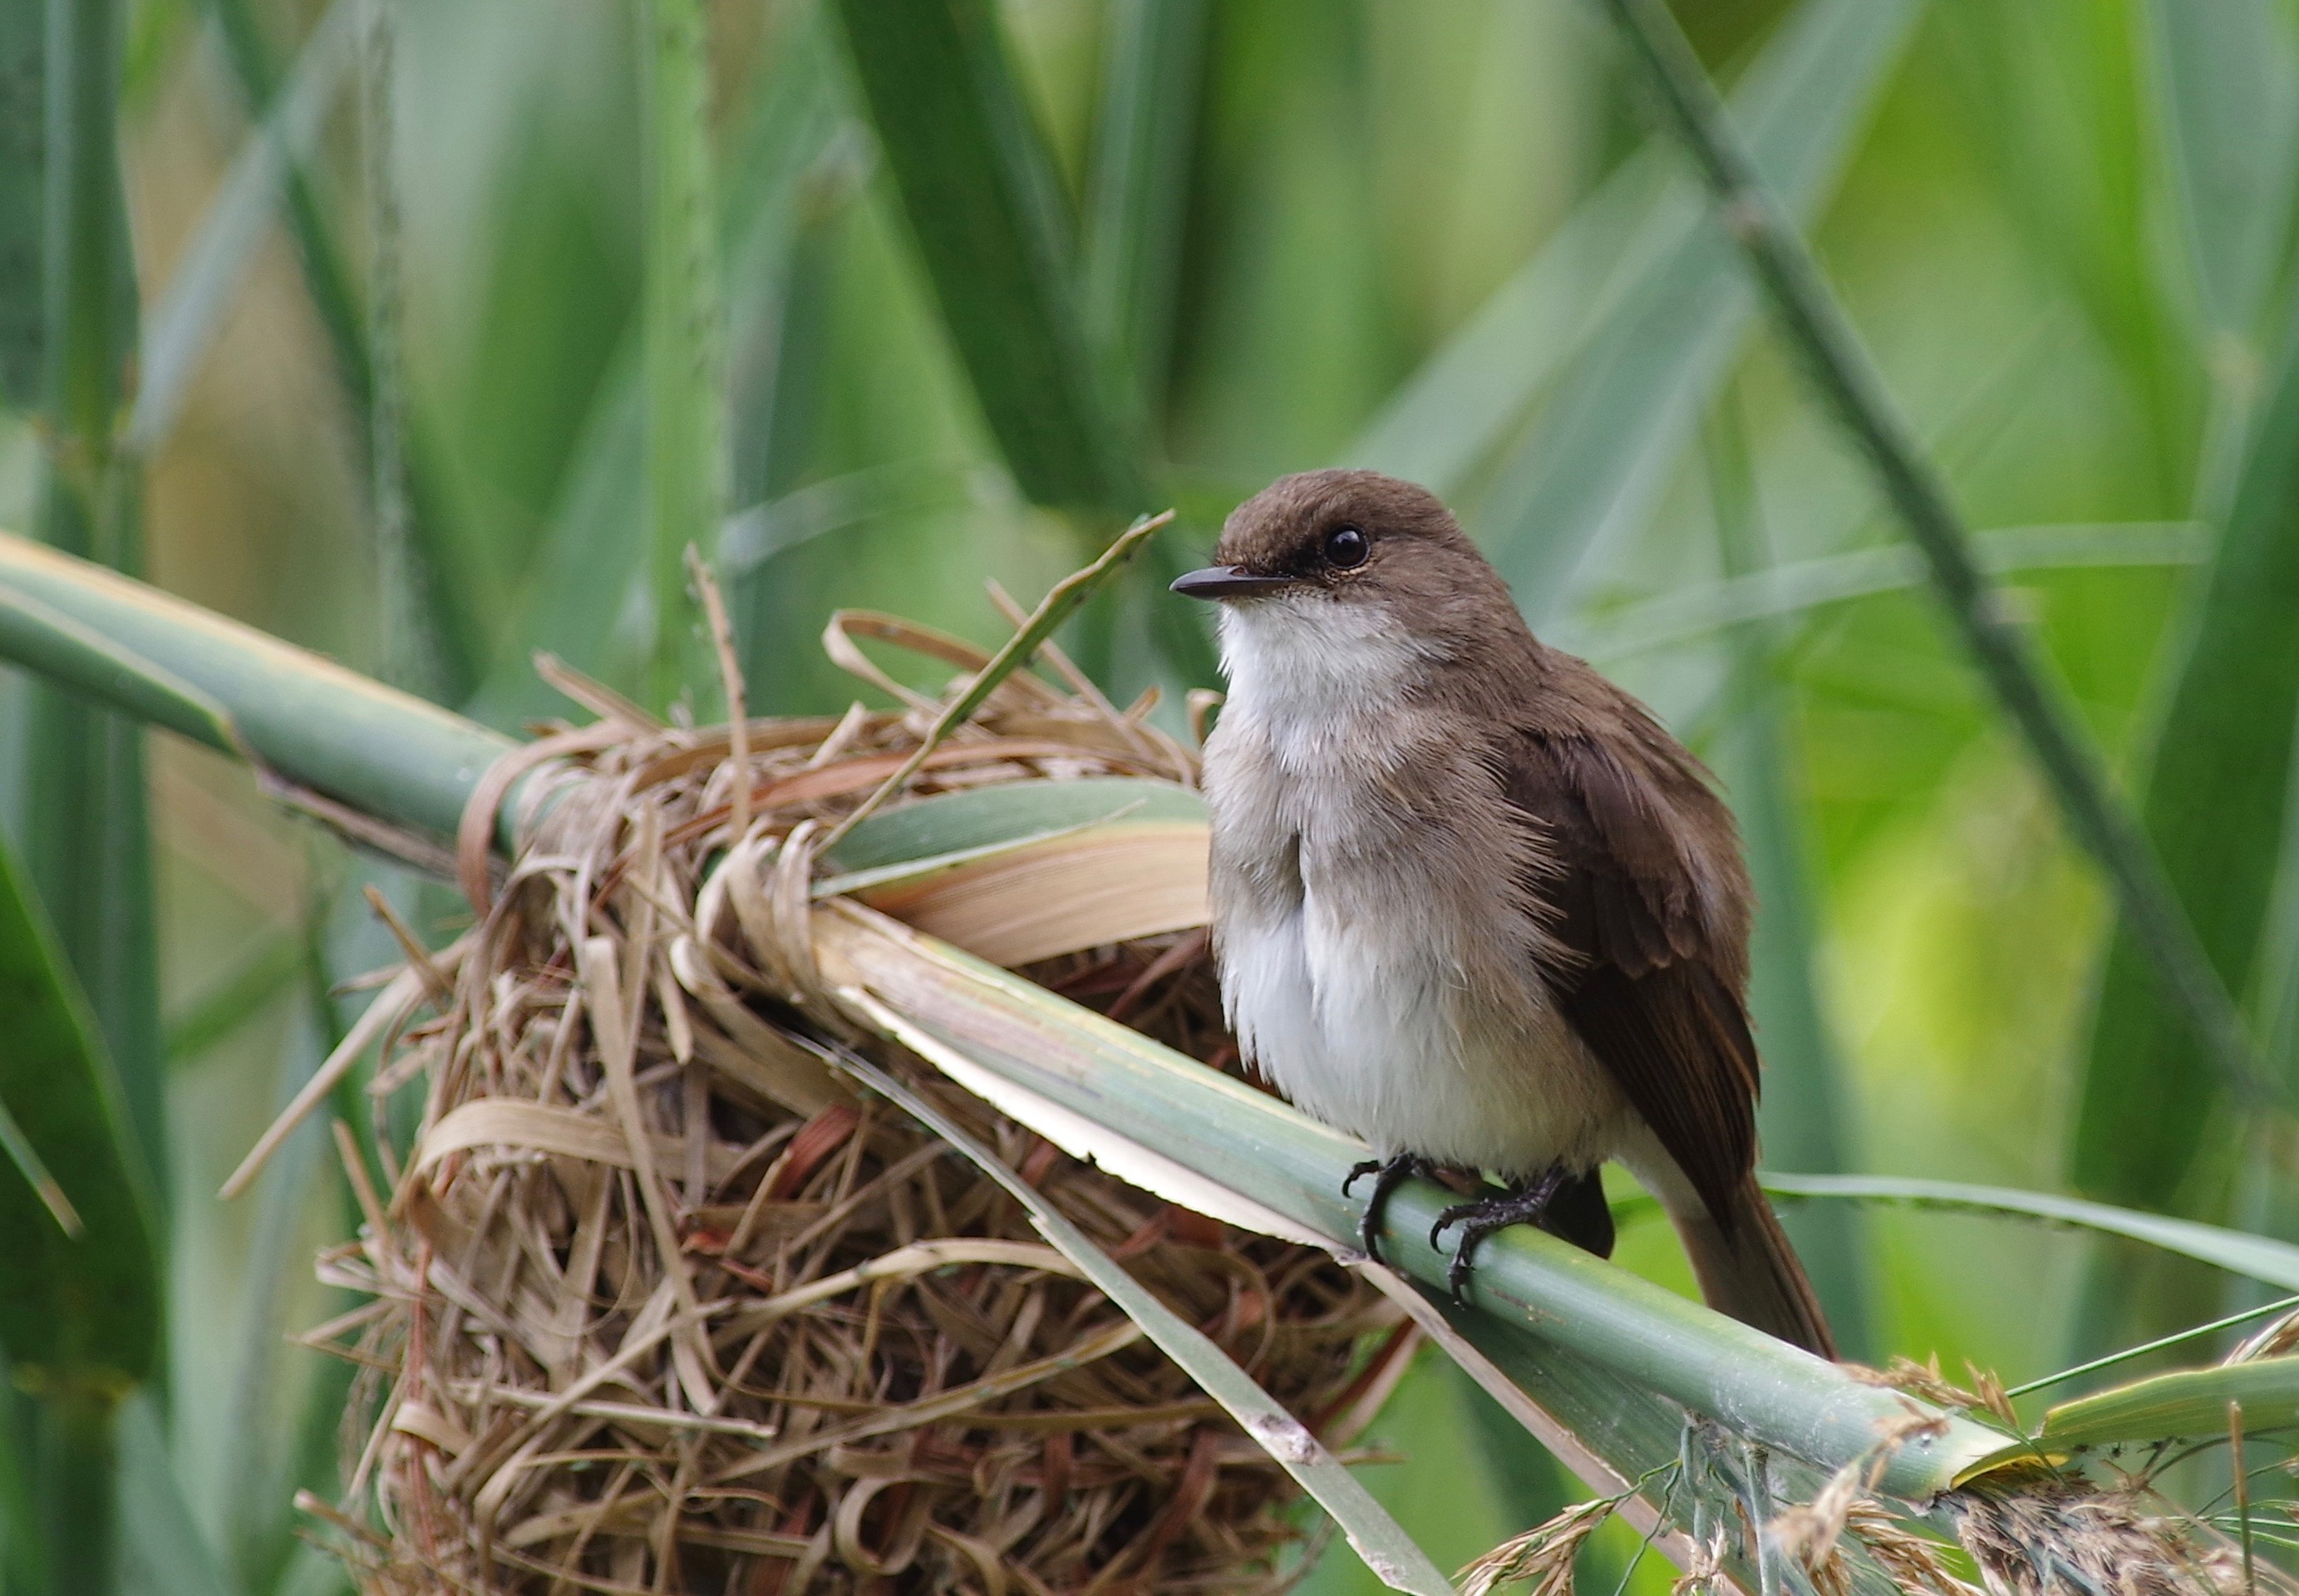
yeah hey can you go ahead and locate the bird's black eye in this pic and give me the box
[1323,525,1369,569]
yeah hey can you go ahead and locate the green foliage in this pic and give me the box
[827,0,1145,518]
[2022,1356,2299,1460]
[2073,330,2299,1211]
[0,835,159,1388]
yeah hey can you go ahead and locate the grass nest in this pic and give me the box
[304,608,1414,1595]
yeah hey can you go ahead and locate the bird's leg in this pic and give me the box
[1342,1152,1435,1263]
[1429,1165,1570,1303]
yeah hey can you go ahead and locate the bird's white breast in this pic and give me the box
[1206,598,1629,1176]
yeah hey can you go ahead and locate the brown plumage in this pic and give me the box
[1179,468,1834,1357]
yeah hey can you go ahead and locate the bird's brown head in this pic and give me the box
[1172,470,1524,659]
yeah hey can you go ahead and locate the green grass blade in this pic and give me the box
[32,1392,119,1596]
[215,1012,332,1594]
[1762,1173,2299,1292]
[2070,312,2299,1214]
[0,827,161,1387]
[2149,0,2299,351]
[826,1042,1458,1596]
[1081,0,1205,422]
[823,511,1168,845]
[0,1378,39,1593]
[116,1394,241,1596]
[124,0,355,458]
[0,2,39,407]
[2006,1297,2299,1402]
[1561,521,2208,662]
[25,0,169,1254]
[826,0,1147,516]
[0,581,250,757]
[642,0,726,707]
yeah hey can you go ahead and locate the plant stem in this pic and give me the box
[642,0,725,712]
[29,0,168,1229]
[2004,1294,2299,1400]
[204,0,481,697]
[1595,0,2276,1111]
[0,533,519,847]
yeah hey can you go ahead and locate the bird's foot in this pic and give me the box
[1430,1165,1569,1304]
[1342,1153,1435,1264]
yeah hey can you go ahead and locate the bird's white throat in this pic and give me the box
[1214,594,1427,772]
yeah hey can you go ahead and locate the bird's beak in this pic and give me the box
[1170,566,1297,601]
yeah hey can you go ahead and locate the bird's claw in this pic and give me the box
[1429,1167,1568,1304]
[1343,1154,1433,1264]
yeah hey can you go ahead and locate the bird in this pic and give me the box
[1170,468,1834,1357]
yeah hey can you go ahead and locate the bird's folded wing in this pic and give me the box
[1504,730,1758,1231]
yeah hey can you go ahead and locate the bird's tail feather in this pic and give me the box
[1670,1173,1837,1359]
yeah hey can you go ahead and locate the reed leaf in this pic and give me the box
[0,824,160,1587]
[1487,0,1924,618]
[25,0,167,1213]
[2021,1357,2299,1459]
[1559,521,2208,663]
[464,26,845,732]
[2149,0,2299,359]
[1081,0,1204,426]
[826,0,1146,518]
[825,775,1203,871]
[1763,1174,2299,1292]
[0,532,517,847]
[0,830,160,1390]
[811,902,2004,1500]
[116,1395,241,1596]
[2071,314,2299,1217]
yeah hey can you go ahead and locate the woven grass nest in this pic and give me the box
[306,605,1415,1595]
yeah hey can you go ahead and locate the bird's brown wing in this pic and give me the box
[1503,730,1757,1231]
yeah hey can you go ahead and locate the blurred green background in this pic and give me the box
[2,0,2298,1590]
